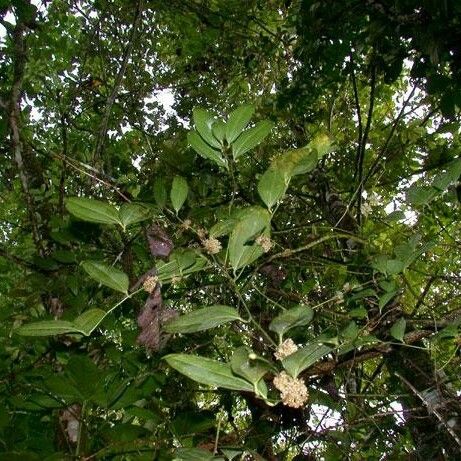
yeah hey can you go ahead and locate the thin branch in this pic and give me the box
[356,65,376,226]
[7,22,45,256]
[93,0,144,165]
[395,372,461,448]
[350,55,363,181]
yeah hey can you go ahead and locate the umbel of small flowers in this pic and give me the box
[273,371,309,409]
[272,339,309,408]
[274,338,298,361]
[202,236,222,255]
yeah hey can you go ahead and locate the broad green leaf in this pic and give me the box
[230,347,271,388]
[309,133,333,159]
[390,318,406,342]
[153,177,168,208]
[74,308,106,335]
[432,158,461,190]
[212,120,226,143]
[378,290,398,312]
[170,176,188,213]
[118,203,151,229]
[282,342,332,378]
[221,449,243,461]
[228,207,271,271]
[193,108,221,149]
[232,120,273,159]
[257,167,289,210]
[406,185,437,207]
[163,354,254,392]
[66,197,120,225]
[15,320,81,336]
[269,305,314,338]
[157,249,208,282]
[226,104,255,144]
[209,217,239,238]
[188,131,228,170]
[81,261,129,294]
[280,147,318,176]
[174,448,215,461]
[164,305,241,333]
[385,210,406,222]
[257,145,322,210]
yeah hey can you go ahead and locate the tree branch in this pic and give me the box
[93,0,144,167]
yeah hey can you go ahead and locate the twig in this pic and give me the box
[8,22,45,255]
[93,0,144,165]
[395,372,461,448]
[356,65,376,226]
[350,55,363,181]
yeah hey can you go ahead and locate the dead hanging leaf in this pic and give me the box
[60,404,81,444]
[50,297,64,318]
[137,307,178,351]
[147,224,173,258]
[136,283,177,351]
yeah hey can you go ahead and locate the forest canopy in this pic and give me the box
[1,0,461,459]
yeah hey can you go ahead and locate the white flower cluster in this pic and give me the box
[142,275,159,293]
[202,237,222,255]
[274,338,298,361]
[256,235,273,253]
[273,371,309,408]
[361,191,382,217]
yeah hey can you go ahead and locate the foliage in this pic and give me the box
[1,0,461,460]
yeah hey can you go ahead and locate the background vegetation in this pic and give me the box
[1,0,461,459]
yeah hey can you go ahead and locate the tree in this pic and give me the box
[1,0,461,459]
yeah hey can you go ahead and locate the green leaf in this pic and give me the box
[269,305,314,338]
[163,354,254,392]
[221,449,243,461]
[378,290,398,312]
[280,147,319,176]
[188,131,228,170]
[15,320,81,337]
[406,185,437,207]
[193,108,221,149]
[153,177,168,208]
[257,145,323,210]
[230,347,271,389]
[228,207,271,271]
[282,342,332,378]
[226,104,255,144]
[212,120,226,143]
[81,261,129,294]
[309,133,333,159]
[432,158,461,190]
[257,167,289,210]
[73,308,106,335]
[164,305,241,334]
[157,249,208,282]
[390,318,406,342]
[171,176,189,213]
[209,217,239,238]
[66,197,120,225]
[118,203,151,229]
[174,448,215,461]
[232,120,273,159]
